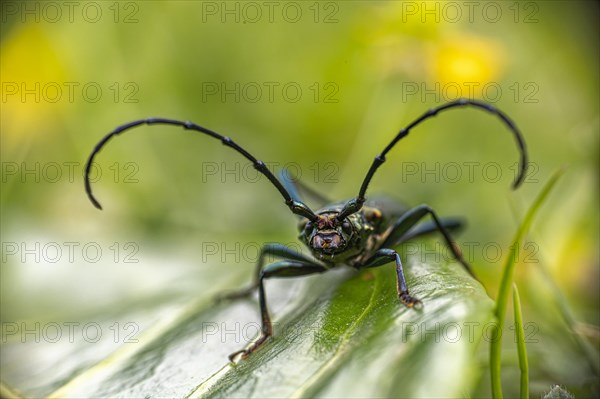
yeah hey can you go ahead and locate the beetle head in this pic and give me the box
[299,212,355,257]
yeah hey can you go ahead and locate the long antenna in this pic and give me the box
[84,118,318,221]
[338,99,528,220]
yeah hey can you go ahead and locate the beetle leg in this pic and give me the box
[358,248,421,307]
[380,204,476,278]
[228,260,327,362]
[216,243,319,301]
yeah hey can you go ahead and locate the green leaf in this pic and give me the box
[194,259,494,399]
[5,249,495,398]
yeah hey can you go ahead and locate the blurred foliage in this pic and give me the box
[1,1,598,397]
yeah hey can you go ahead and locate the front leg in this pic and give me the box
[380,204,476,278]
[357,248,421,307]
[216,243,317,302]
[229,260,327,362]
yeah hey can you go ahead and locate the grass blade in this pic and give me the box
[490,168,564,398]
[513,283,529,399]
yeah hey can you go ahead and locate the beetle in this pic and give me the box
[84,98,527,361]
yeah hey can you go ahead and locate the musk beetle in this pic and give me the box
[84,98,527,361]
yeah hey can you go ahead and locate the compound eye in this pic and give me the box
[341,220,352,234]
[304,221,313,234]
[298,220,311,233]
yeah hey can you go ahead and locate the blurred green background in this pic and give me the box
[1,1,598,397]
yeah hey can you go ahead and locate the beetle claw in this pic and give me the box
[400,292,422,308]
[228,349,247,363]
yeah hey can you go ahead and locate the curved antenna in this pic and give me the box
[84,118,318,221]
[338,98,528,220]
